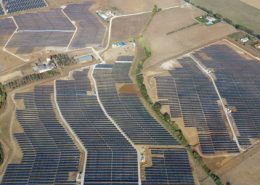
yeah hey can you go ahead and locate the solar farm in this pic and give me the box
[154,41,260,155]
[0,0,260,185]
[2,86,81,184]
[2,64,197,184]
[0,1,105,61]
[2,0,47,14]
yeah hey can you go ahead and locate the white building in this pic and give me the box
[33,64,54,73]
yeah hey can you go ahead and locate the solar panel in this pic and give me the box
[142,149,195,185]
[3,0,47,14]
[94,63,179,146]
[56,70,139,184]
[64,2,105,48]
[2,85,80,184]
[156,57,239,154]
[193,44,260,148]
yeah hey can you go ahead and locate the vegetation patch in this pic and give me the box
[51,54,77,66]
[196,15,220,26]
[0,83,7,109]
[3,70,60,90]
[0,142,4,165]
[229,32,260,51]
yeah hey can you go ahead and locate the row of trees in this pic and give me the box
[51,54,76,66]
[184,0,260,39]
[4,70,60,90]
[0,142,4,166]
[135,36,223,185]
[0,83,7,109]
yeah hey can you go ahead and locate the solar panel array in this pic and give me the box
[193,44,260,147]
[2,85,80,185]
[64,2,105,48]
[56,70,139,184]
[156,57,239,154]
[6,31,73,54]
[14,9,75,30]
[93,63,179,146]
[142,149,195,185]
[0,4,4,15]
[0,18,16,46]
[3,0,47,14]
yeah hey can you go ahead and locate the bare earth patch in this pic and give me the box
[216,142,260,185]
[117,83,138,95]
[111,13,151,42]
[144,22,236,71]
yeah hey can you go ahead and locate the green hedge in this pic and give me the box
[0,142,4,165]
[0,83,7,109]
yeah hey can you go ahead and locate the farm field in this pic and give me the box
[143,7,236,71]
[98,0,181,13]
[241,0,260,9]
[111,13,151,41]
[216,142,260,185]
[192,0,260,34]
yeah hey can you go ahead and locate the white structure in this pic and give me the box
[32,63,54,73]
[96,10,114,21]
[240,37,249,43]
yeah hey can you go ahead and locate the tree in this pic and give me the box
[153,102,161,112]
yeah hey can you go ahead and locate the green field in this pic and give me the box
[191,0,260,35]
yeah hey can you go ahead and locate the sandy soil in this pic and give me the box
[0,50,25,75]
[0,71,22,84]
[216,142,260,185]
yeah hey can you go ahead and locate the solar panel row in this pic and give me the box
[193,44,260,148]
[0,18,16,46]
[93,63,179,146]
[142,149,195,185]
[1,85,80,185]
[3,0,47,14]
[6,31,73,54]
[156,57,239,154]
[64,2,105,48]
[0,4,4,15]
[14,9,75,30]
[56,70,139,184]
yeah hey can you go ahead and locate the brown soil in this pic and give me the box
[117,83,138,95]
